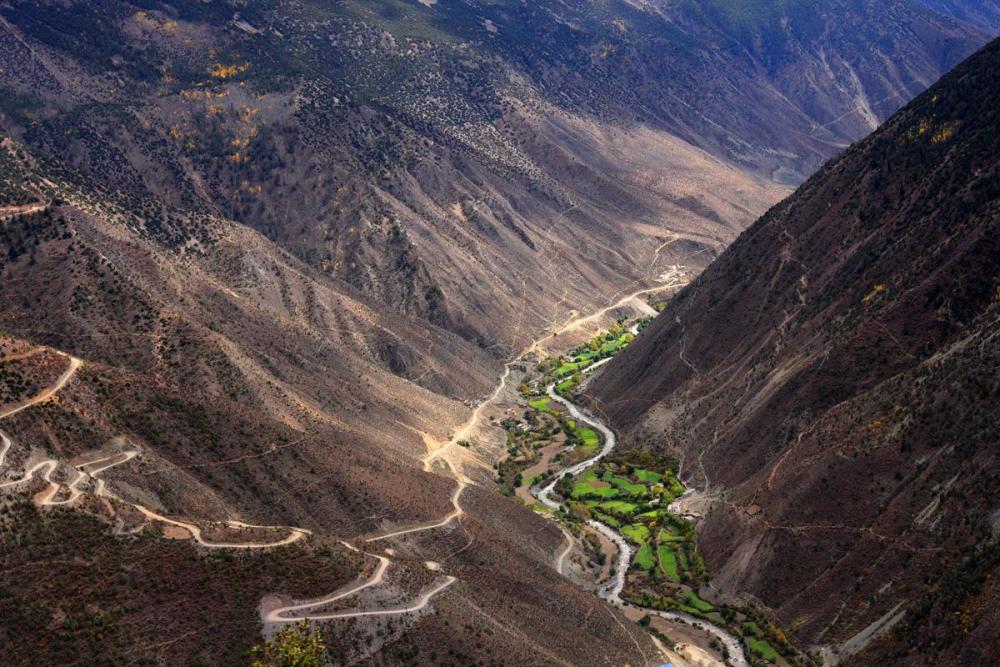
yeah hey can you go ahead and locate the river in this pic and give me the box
[531,363,749,667]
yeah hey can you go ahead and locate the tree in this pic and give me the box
[249,621,327,667]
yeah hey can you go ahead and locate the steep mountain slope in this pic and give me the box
[0,140,657,665]
[915,0,1000,31]
[0,0,991,352]
[639,0,995,178]
[1,2,997,664]
[588,37,1000,665]
[0,0,784,353]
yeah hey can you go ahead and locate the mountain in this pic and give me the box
[1,2,998,664]
[915,0,1000,31]
[587,36,1000,665]
[0,138,661,664]
[0,0,993,355]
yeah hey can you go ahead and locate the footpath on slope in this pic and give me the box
[0,348,454,625]
[0,350,307,545]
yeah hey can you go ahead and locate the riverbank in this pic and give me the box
[498,322,800,667]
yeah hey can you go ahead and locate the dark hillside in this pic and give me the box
[588,37,1000,664]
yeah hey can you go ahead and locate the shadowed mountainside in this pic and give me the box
[915,0,1000,31]
[0,0,994,351]
[588,36,1000,666]
[0,140,657,665]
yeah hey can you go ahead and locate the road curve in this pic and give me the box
[0,348,455,629]
[555,526,574,576]
[39,451,139,506]
[0,352,83,502]
[366,479,466,543]
[131,503,310,548]
[265,542,392,622]
[266,541,457,624]
[0,352,81,421]
[272,575,458,622]
[0,458,58,494]
[0,350,310,548]
[313,575,457,621]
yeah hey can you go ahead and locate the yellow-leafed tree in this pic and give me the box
[249,621,326,667]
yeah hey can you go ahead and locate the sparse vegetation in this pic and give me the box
[249,621,327,667]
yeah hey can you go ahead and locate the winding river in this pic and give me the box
[532,364,749,667]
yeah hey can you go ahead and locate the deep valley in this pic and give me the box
[1,2,998,666]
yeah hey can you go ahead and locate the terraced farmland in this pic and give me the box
[496,317,800,666]
[537,323,636,396]
[557,458,704,585]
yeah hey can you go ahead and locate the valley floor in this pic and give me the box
[502,323,801,667]
[0,261,793,665]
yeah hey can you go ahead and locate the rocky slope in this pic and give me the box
[0,140,657,665]
[1,2,998,664]
[588,37,1000,665]
[0,0,993,352]
[915,0,1000,31]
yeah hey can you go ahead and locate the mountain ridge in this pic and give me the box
[1,0,994,354]
[587,35,1000,665]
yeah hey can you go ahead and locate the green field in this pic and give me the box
[552,361,586,378]
[542,328,635,385]
[684,590,714,612]
[659,535,687,543]
[666,476,685,497]
[633,542,655,570]
[598,500,639,514]
[657,545,679,580]
[564,421,601,454]
[567,456,705,588]
[556,378,575,393]
[599,337,629,354]
[574,470,607,487]
[528,397,551,411]
[634,469,662,483]
[679,547,690,571]
[622,523,650,544]
[570,482,618,500]
[657,528,687,543]
[749,639,779,661]
[605,474,646,496]
[577,427,600,448]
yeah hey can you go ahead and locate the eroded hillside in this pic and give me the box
[1,0,992,353]
[588,37,1000,666]
[0,139,659,664]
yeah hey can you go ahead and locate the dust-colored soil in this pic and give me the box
[515,439,568,505]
